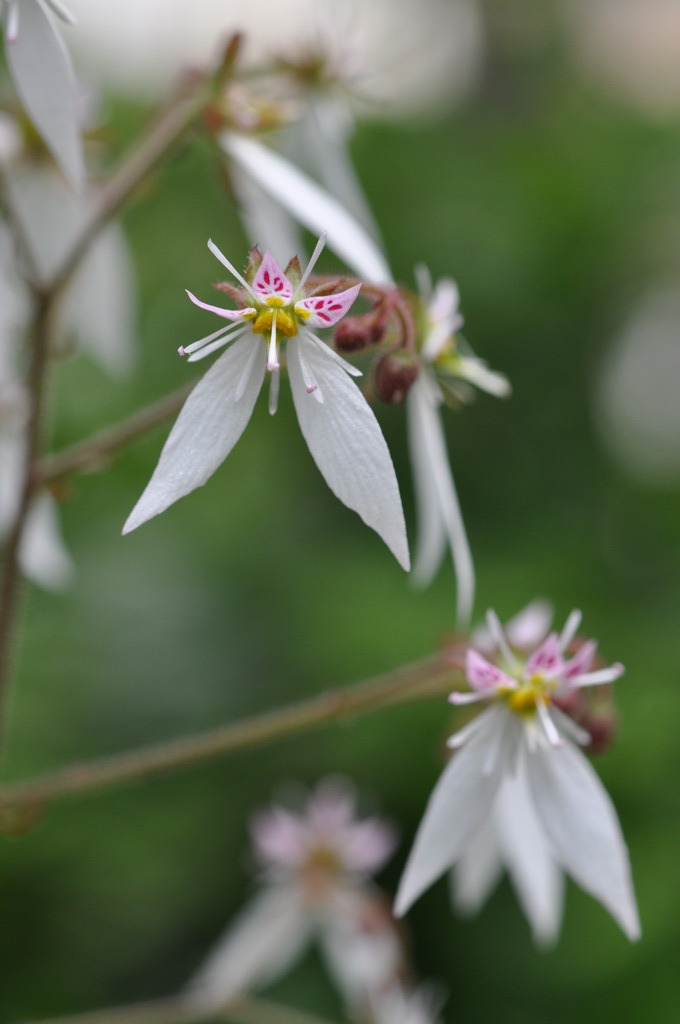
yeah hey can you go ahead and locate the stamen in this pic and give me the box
[303,330,362,376]
[536,699,562,747]
[6,1,19,42]
[299,232,327,290]
[267,311,280,371]
[268,368,280,415]
[560,609,582,651]
[486,610,515,667]
[297,345,324,404]
[208,239,252,294]
[446,713,487,749]
[44,0,77,24]
[184,324,248,362]
[569,664,625,688]
[550,707,591,747]
[449,691,485,706]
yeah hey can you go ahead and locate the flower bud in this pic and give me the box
[335,313,386,352]
[374,351,419,404]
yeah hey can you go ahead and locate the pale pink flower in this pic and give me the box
[190,778,403,1016]
[123,235,409,570]
[395,609,640,942]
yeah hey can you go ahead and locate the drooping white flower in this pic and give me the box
[221,135,511,612]
[0,362,72,589]
[395,609,640,942]
[408,268,510,626]
[123,235,409,571]
[2,0,84,188]
[0,167,136,375]
[371,984,444,1024]
[189,778,403,1016]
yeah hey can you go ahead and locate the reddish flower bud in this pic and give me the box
[374,351,419,404]
[335,314,386,352]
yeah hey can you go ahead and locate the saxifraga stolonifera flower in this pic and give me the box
[123,235,409,570]
[395,608,640,943]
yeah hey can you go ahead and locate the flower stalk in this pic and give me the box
[14,993,342,1024]
[0,651,459,824]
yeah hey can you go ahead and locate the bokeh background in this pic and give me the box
[2,0,680,1021]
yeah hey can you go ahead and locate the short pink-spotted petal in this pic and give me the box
[251,252,294,303]
[525,633,564,678]
[465,649,515,693]
[186,289,254,321]
[562,639,597,680]
[295,284,361,328]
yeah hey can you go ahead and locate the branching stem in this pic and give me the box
[0,651,462,819]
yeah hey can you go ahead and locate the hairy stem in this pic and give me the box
[0,651,461,817]
[16,994,341,1024]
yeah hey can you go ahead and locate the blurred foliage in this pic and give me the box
[2,19,680,1024]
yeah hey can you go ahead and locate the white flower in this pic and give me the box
[189,778,403,1016]
[123,235,409,571]
[2,0,83,188]
[0,167,136,375]
[220,135,511,611]
[0,370,72,589]
[407,268,510,625]
[395,609,640,942]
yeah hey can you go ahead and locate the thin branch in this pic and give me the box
[0,652,460,817]
[0,295,55,752]
[48,47,236,303]
[35,381,196,485]
[16,994,342,1024]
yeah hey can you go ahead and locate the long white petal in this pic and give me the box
[123,337,265,534]
[288,336,409,570]
[189,885,312,1012]
[5,0,84,189]
[394,707,512,917]
[496,760,564,946]
[230,161,304,266]
[526,740,640,940]
[298,95,383,245]
[407,379,447,587]
[451,815,503,916]
[407,374,475,625]
[222,133,393,286]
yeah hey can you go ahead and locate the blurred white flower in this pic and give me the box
[0,358,72,589]
[65,0,483,117]
[595,288,680,486]
[395,609,640,942]
[190,778,403,1016]
[0,165,136,376]
[564,0,680,117]
[2,0,83,187]
[123,235,409,570]
[371,984,443,1024]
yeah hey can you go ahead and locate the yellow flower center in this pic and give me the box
[504,674,556,717]
[251,308,298,338]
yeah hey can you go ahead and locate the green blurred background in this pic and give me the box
[2,4,680,1021]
